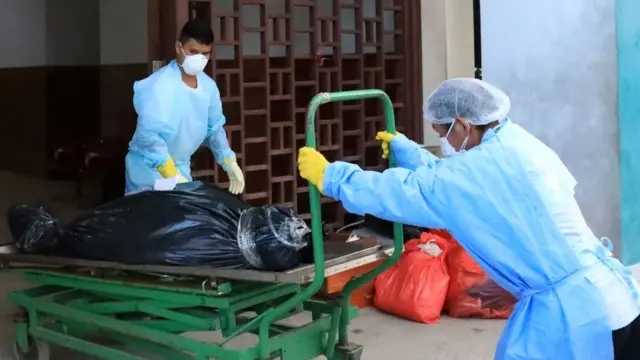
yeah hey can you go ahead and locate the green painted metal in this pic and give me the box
[304,90,404,348]
[13,322,29,353]
[616,0,640,265]
[7,89,400,360]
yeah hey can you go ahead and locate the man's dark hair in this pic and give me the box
[179,19,214,45]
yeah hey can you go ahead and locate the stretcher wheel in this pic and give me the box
[13,339,50,360]
[333,343,363,360]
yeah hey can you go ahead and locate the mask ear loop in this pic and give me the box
[444,121,456,138]
[460,136,469,151]
[460,119,471,151]
[177,44,188,68]
[445,119,470,152]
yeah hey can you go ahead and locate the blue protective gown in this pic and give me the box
[322,121,617,360]
[125,61,234,194]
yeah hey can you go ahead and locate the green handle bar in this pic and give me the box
[306,90,404,351]
[256,89,403,359]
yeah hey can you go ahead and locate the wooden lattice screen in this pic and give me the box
[160,0,422,229]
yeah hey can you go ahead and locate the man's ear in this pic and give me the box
[455,117,471,132]
[175,41,182,55]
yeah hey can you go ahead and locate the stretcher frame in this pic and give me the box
[1,90,404,360]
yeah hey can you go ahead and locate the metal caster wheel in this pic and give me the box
[13,339,51,360]
[333,342,363,360]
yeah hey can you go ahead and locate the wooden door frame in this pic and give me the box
[404,0,424,142]
[146,0,190,72]
[146,0,161,73]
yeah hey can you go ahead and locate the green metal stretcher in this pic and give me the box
[0,90,403,360]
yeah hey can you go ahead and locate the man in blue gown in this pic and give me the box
[125,19,244,195]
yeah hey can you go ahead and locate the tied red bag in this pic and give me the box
[373,233,450,324]
[445,237,514,319]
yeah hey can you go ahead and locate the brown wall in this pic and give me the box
[0,64,146,178]
[47,66,101,151]
[0,68,48,177]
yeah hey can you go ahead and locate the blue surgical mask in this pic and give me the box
[439,121,468,157]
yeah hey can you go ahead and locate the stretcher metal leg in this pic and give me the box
[333,342,364,360]
[7,269,360,360]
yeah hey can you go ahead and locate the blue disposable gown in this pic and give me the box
[322,121,615,360]
[125,61,235,194]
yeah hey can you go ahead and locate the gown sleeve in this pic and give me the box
[391,135,440,171]
[322,160,447,229]
[130,79,177,168]
[206,81,235,169]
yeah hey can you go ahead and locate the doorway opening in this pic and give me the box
[473,0,482,79]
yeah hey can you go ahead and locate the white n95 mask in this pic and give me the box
[180,49,209,76]
[439,137,457,157]
[439,121,468,157]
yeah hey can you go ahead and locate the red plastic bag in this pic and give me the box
[445,237,514,319]
[374,233,450,324]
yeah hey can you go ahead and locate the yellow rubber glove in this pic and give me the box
[297,147,329,193]
[224,157,245,195]
[157,157,179,178]
[375,131,401,159]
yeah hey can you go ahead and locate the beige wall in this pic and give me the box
[0,0,148,67]
[99,0,148,65]
[420,0,475,146]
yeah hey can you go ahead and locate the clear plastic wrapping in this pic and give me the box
[237,206,310,270]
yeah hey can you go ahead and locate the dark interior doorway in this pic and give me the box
[473,0,482,79]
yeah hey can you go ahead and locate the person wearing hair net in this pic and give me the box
[298,78,640,359]
[125,19,244,195]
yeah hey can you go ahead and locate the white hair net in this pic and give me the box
[423,78,511,125]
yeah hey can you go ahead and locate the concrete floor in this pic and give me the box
[323,311,503,360]
[0,171,502,359]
